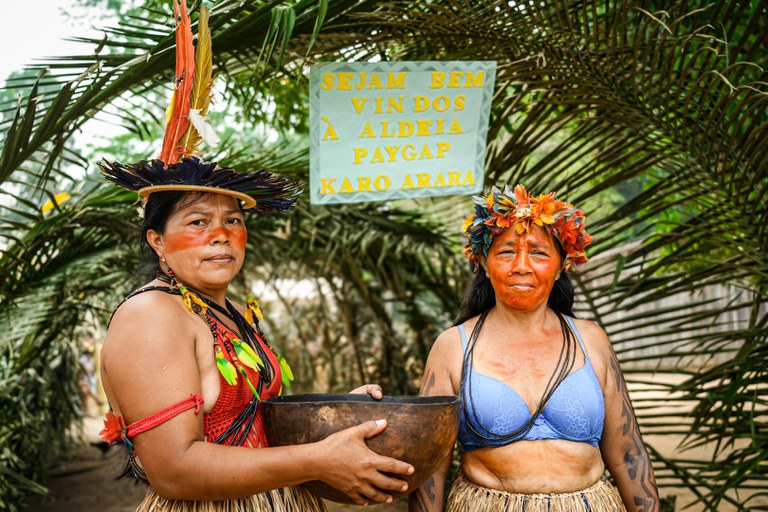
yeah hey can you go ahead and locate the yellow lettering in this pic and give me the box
[381,121,395,137]
[374,175,391,191]
[454,95,466,111]
[384,145,401,162]
[371,147,385,164]
[398,121,414,137]
[430,71,445,88]
[416,120,431,136]
[337,73,354,90]
[358,123,376,138]
[433,173,446,187]
[355,72,368,90]
[321,73,335,90]
[387,96,405,113]
[464,171,476,185]
[357,177,373,192]
[465,71,485,88]
[435,119,444,135]
[322,124,338,141]
[353,147,368,164]
[402,144,416,161]
[321,116,338,141]
[418,145,433,160]
[367,73,383,89]
[447,119,463,135]
[414,96,429,112]
[401,174,416,189]
[448,172,462,186]
[351,97,368,114]
[448,71,463,88]
[417,173,431,188]
[433,96,450,112]
[387,72,407,89]
[339,178,354,193]
[374,97,384,114]
[321,178,337,194]
[436,142,450,158]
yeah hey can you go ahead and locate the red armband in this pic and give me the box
[100,393,204,444]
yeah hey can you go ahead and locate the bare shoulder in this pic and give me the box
[571,317,611,358]
[428,324,464,367]
[102,289,205,420]
[571,317,615,381]
[102,290,199,373]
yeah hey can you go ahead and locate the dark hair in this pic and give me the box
[452,241,575,326]
[139,190,190,268]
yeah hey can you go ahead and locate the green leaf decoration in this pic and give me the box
[241,371,261,401]
[278,355,294,388]
[216,356,238,386]
[233,339,264,371]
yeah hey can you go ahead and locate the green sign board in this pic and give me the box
[310,61,496,204]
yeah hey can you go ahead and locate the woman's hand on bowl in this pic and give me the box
[349,383,383,400]
[314,418,414,505]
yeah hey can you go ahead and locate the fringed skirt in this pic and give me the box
[446,472,626,512]
[135,485,326,512]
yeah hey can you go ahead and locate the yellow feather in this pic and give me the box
[179,6,215,156]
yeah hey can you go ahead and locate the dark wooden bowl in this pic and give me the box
[261,393,460,503]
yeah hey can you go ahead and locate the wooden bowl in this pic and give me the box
[261,393,460,503]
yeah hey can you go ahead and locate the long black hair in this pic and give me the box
[453,244,575,325]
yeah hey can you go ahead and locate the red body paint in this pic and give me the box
[164,227,247,254]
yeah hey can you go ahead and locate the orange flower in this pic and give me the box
[461,214,475,233]
[100,411,126,445]
[495,215,514,229]
[531,193,557,225]
[513,184,530,206]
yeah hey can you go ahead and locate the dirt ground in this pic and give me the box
[21,375,766,512]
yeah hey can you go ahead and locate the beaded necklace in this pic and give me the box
[155,269,293,398]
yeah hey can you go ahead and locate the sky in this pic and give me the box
[1,0,102,87]
[2,1,128,157]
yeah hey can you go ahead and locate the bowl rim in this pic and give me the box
[262,393,460,406]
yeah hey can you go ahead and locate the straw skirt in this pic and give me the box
[135,485,326,512]
[446,472,626,512]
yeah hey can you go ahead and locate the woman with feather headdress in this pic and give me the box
[98,2,413,511]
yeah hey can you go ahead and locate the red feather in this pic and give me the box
[158,0,196,164]
[99,411,126,445]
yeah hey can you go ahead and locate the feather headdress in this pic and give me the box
[100,0,298,211]
[462,184,593,271]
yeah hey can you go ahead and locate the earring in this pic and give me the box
[160,255,166,263]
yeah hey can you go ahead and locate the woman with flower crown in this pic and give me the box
[97,2,413,511]
[409,185,660,512]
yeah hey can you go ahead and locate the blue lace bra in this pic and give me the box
[458,316,604,452]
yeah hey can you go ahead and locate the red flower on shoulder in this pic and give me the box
[100,411,126,445]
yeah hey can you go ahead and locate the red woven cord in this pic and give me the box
[126,393,204,439]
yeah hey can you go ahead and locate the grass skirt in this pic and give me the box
[135,485,326,512]
[446,472,626,512]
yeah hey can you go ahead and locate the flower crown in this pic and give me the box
[462,184,593,271]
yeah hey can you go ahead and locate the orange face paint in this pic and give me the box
[163,227,247,254]
[485,226,562,311]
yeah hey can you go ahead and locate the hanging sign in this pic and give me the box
[309,61,496,204]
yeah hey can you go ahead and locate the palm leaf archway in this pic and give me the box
[1,1,766,511]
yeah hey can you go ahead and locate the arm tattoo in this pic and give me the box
[609,350,659,512]
[421,368,436,395]
[410,475,437,511]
